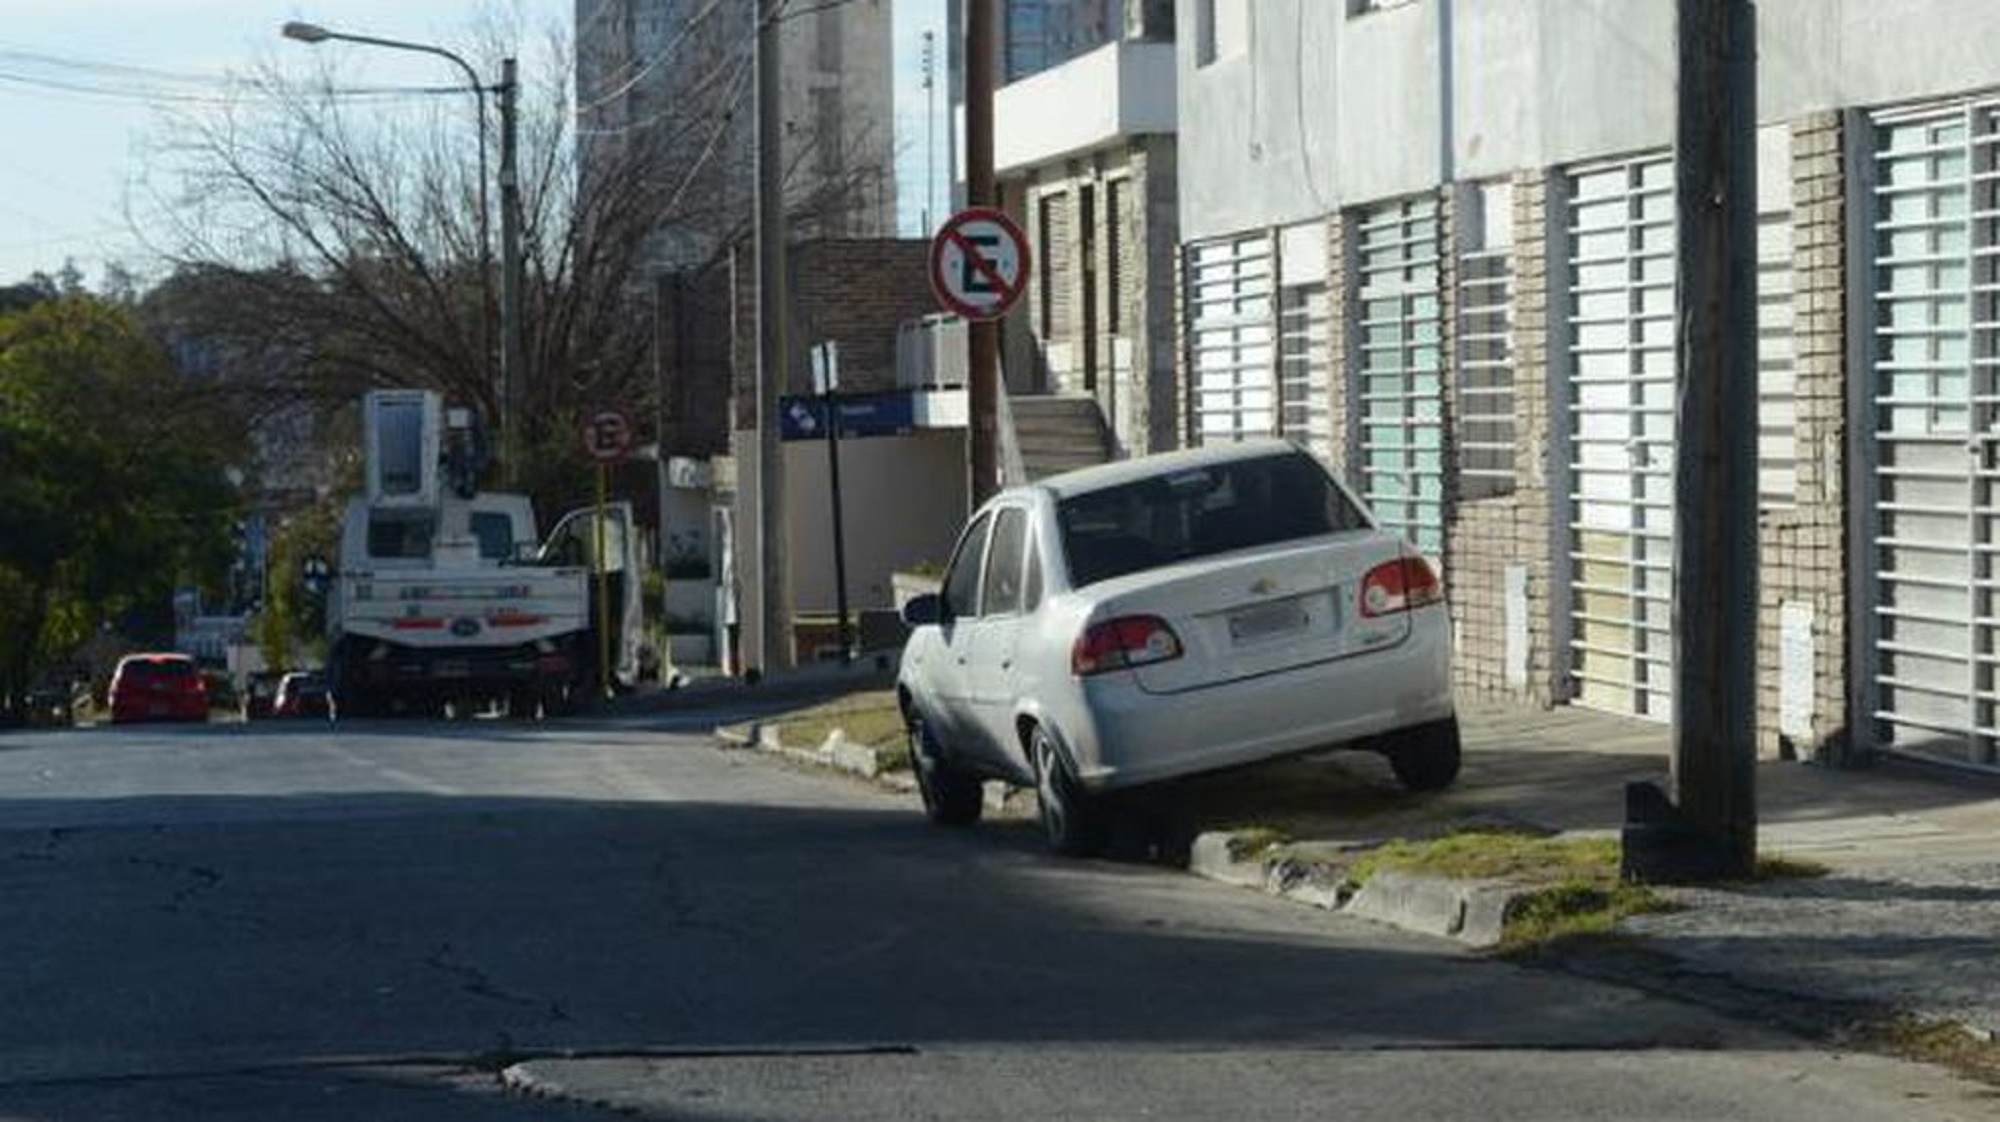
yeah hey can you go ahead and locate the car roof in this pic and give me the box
[117,652,194,666]
[1016,438,1308,503]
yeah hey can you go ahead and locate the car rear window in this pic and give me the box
[124,658,195,679]
[1057,451,1368,588]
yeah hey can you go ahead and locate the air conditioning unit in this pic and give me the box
[896,314,968,389]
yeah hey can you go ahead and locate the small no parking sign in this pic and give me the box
[929,207,1031,321]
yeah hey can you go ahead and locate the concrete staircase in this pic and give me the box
[1007,394,1113,482]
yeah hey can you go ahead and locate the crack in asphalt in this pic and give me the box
[646,850,748,940]
[119,854,271,932]
[9,826,71,864]
[424,942,572,1023]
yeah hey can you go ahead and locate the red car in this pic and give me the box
[108,653,209,724]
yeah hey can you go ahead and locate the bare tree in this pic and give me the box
[145,11,890,509]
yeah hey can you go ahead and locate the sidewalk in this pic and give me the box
[1172,699,2000,1045]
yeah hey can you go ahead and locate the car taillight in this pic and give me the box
[1072,615,1183,676]
[1360,556,1443,618]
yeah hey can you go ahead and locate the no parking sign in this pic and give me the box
[929,207,1031,321]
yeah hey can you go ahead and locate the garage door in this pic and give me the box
[1565,155,1678,718]
[1186,233,1276,445]
[1866,101,2000,770]
[1354,196,1445,556]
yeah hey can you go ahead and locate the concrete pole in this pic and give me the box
[756,2,794,673]
[499,57,524,488]
[966,0,1000,506]
[1632,0,1759,881]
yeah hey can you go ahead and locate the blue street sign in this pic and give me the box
[780,390,919,441]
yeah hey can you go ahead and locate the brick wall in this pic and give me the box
[724,237,932,402]
[1135,137,1181,455]
[1444,170,1559,706]
[1757,110,1850,762]
[1014,139,1179,456]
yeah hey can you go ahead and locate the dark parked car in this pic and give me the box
[241,672,283,720]
[272,672,332,719]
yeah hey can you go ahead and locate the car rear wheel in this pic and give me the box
[1030,724,1106,857]
[908,713,982,826]
[1383,715,1463,793]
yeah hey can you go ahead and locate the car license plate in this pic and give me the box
[435,660,471,679]
[148,703,167,717]
[1228,598,1310,644]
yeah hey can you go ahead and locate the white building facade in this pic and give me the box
[1175,0,2000,776]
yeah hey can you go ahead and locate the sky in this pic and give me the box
[0,0,948,289]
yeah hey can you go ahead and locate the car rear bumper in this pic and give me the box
[1066,609,1453,792]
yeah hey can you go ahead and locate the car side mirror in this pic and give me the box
[902,592,944,627]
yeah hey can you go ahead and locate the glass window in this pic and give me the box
[943,513,992,619]
[981,508,1029,616]
[1058,451,1368,587]
[472,512,518,561]
[368,512,435,560]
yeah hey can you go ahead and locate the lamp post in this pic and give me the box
[280,20,523,486]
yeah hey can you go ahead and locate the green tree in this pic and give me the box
[0,295,243,709]
[251,502,342,673]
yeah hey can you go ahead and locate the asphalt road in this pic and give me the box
[0,712,1991,1121]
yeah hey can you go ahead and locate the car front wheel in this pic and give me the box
[909,713,982,826]
[1382,715,1463,793]
[1029,724,1106,857]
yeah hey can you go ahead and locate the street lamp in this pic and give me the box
[280,20,523,487]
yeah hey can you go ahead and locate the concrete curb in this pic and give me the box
[1186,830,1536,949]
[718,720,918,794]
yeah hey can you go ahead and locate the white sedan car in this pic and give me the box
[897,439,1458,855]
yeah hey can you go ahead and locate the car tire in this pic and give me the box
[1029,724,1106,857]
[1383,715,1463,793]
[908,714,982,826]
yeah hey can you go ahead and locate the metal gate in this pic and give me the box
[1278,222,1334,464]
[1564,155,1677,718]
[1354,196,1444,555]
[1865,101,2000,771]
[1186,233,1275,444]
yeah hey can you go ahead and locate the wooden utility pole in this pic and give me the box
[965,0,1000,505]
[498,57,523,487]
[1630,0,1759,881]
[755,0,794,673]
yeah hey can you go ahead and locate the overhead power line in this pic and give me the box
[0,68,482,108]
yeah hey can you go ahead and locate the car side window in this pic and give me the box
[981,508,1028,616]
[942,513,992,619]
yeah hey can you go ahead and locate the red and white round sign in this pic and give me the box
[929,207,1031,321]
[583,409,633,463]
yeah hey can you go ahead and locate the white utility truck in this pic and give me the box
[326,390,643,717]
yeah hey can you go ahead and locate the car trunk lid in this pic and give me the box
[1084,533,1417,694]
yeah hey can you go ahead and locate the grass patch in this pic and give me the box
[1343,830,1678,951]
[1501,880,1677,950]
[1754,853,1831,880]
[1860,1016,2000,1086]
[765,690,905,753]
[871,738,913,774]
[1347,830,1617,887]
[1225,827,1291,861]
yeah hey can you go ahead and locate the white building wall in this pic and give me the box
[1176,0,2000,240]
